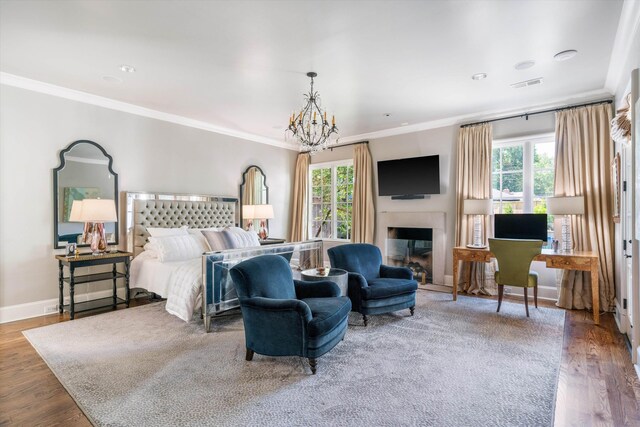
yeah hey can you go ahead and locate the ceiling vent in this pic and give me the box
[510,77,544,89]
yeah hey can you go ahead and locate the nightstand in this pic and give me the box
[259,238,286,245]
[55,251,132,319]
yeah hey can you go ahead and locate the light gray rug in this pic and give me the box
[24,291,564,427]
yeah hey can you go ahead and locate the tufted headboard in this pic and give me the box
[125,192,239,257]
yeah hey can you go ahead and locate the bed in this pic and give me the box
[125,191,324,332]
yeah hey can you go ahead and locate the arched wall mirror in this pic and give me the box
[240,165,268,230]
[53,140,119,249]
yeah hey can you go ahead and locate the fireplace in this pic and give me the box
[386,227,433,283]
[377,212,445,286]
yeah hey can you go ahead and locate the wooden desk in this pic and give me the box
[452,246,600,325]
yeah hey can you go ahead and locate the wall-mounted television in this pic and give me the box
[377,155,440,198]
[494,214,548,242]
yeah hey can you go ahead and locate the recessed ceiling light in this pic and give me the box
[401,122,409,126]
[119,64,136,73]
[554,50,578,62]
[383,113,392,117]
[102,75,122,84]
[514,60,535,70]
[471,73,487,80]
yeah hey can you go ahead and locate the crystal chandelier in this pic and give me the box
[286,72,338,153]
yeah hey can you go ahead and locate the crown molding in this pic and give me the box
[0,72,300,151]
[335,88,612,144]
[604,0,640,94]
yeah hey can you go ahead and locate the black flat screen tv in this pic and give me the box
[494,214,548,242]
[377,155,440,196]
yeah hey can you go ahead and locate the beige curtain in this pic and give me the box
[289,153,310,242]
[455,123,495,294]
[352,143,375,243]
[554,104,615,311]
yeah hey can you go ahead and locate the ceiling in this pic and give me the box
[0,0,625,148]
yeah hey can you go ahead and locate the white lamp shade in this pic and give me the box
[463,199,493,215]
[243,205,256,219]
[77,199,118,222]
[546,196,585,215]
[253,204,274,219]
[68,200,84,222]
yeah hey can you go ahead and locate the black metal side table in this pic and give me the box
[55,251,132,319]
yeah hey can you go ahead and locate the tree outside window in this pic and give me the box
[309,161,354,240]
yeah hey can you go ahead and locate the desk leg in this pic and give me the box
[591,259,600,325]
[58,262,64,314]
[452,253,459,301]
[69,265,75,320]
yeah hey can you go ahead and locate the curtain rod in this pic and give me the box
[300,140,368,154]
[460,99,613,128]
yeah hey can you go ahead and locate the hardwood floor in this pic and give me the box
[1,295,639,426]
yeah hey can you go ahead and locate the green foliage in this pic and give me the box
[310,165,354,239]
[503,203,514,214]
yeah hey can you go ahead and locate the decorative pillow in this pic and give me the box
[202,229,239,252]
[187,227,221,252]
[147,226,188,237]
[147,234,203,262]
[225,227,261,247]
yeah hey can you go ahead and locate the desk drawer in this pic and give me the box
[457,250,491,262]
[545,256,592,270]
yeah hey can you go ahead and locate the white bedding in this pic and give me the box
[130,251,202,322]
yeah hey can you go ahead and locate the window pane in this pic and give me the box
[337,222,348,240]
[534,142,555,169]
[501,172,523,194]
[322,187,332,203]
[533,171,554,197]
[336,185,348,202]
[337,166,348,185]
[492,148,501,172]
[311,203,323,221]
[311,169,322,187]
[336,203,349,222]
[501,146,523,171]
[321,168,332,185]
[492,173,501,197]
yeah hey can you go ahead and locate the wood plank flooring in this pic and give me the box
[1,294,639,426]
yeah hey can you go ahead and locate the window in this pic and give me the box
[309,160,354,240]
[492,134,555,240]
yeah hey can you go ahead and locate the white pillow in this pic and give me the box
[147,235,203,262]
[225,227,261,248]
[187,227,221,252]
[146,226,188,237]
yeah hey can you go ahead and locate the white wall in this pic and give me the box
[0,84,297,312]
[312,112,558,288]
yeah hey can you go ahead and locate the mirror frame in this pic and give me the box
[53,140,119,249]
[239,165,269,228]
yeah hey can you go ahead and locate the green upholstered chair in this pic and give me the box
[488,238,543,317]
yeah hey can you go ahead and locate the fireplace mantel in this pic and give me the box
[377,212,446,285]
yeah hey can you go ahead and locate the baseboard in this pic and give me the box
[0,288,128,324]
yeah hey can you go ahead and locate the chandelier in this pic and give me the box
[286,72,338,153]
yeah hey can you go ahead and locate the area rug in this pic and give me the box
[24,291,564,426]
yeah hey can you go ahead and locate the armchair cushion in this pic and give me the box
[363,278,418,300]
[302,297,352,337]
[328,243,382,281]
[294,279,341,299]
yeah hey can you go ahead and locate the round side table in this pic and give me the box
[301,268,348,296]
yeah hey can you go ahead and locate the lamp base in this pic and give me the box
[466,244,487,249]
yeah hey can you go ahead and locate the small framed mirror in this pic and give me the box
[53,140,119,249]
[240,165,268,230]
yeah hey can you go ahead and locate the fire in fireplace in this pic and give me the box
[386,227,433,283]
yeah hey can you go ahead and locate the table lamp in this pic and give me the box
[242,204,256,231]
[546,196,584,253]
[68,200,92,245]
[463,199,493,248]
[253,204,274,240]
[76,199,118,254]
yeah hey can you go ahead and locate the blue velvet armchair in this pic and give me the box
[328,243,418,326]
[229,255,351,374]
